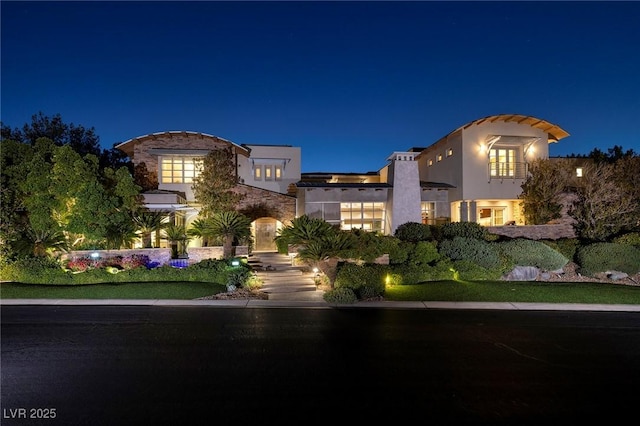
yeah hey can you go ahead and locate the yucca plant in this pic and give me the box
[14,226,67,258]
[187,217,221,247]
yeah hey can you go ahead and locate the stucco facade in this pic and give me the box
[117,113,569,249]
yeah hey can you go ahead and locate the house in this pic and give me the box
[116,114,569,250]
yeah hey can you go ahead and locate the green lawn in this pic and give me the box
[383,280,640,304]
[2,279,640,304]
[0,281,226,300]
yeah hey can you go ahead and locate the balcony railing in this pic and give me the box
[488,162,528,180]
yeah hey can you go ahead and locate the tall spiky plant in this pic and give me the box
[297,231,355,288]
[163,224,190,258]
[274,215,335,252]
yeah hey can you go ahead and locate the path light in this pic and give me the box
[289,253,296,266]
[90,252,100,259]
[231,259,240,267]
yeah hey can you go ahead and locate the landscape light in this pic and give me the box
[231,259,240,267]
[90,252,100,259]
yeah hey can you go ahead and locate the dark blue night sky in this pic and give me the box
[2,1,639,172]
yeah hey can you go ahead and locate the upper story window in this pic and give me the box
[447,148,453,157]
[428,159,433,166]
[254,164,283,181]
[161,157,201,184]
[489,148,517,178]
[437,154,443,162]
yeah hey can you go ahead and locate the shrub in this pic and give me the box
[438,237,502,270]
[499,239,569,271]
[575,243,640,276]
[334,263,387,299]
[452,259,503,281]
[0,257,66,283]
[406,241,440,266]
[438,222,488,241]
[390,264,431,285]
[66,257,93,272]
[323,287,358,304]
[542,238,580,262]
[394,222,432,242]
[188,258,228,274]
[613,232,640,247]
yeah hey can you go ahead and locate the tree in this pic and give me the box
[569,162,639,241]
[191,148,244,217]
[519,158,574,224]
[1,112,101,158]
[208,211,252,259]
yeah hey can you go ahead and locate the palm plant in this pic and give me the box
[297,230,355,288]
[163,224,191,258]
[14,227,67,258]
[187,217,221,247]
[274,215,335,252]
[209,211,252,259]
[133,210,169,248]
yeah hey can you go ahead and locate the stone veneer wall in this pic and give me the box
[62,249,172,265]
[131,133,235,179]
[488,224,576,240]
[234,184,296,224]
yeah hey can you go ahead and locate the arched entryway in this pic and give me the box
[252,217,281,251]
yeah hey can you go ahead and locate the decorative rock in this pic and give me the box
[607,271,629,280]
[503,266,540,281]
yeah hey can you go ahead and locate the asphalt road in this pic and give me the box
[2,306,639,425]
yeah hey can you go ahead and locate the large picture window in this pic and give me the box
[340,202,386,233]
[161,157,201,184]
[421,202,436,225]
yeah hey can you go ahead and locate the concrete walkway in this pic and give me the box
[248,251,326,302]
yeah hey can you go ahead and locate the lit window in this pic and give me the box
[437,154,443,162]
[161,157,201,184]
[275,165,282,180]
[576,167,583,178]
[447,148,453,157]
[478,207,505,226]
[489,148,517,177]
[340,202,385,233]
[421,202,435,225]
[428,159,433,166]
[254,166,262,180]
[265,166,273,180]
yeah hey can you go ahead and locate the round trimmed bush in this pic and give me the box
[394,222,432,242]
[499,239,569,271]
[576,243,640,276]
[323,287,358,304]
[438,237,502,270]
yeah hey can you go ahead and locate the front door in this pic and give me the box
[254,218,277,251]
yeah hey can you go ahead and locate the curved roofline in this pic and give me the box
[446,114,570,144]
[115,131,251,156]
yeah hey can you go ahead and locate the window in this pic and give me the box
[254,166,262,180]
[576,167,583,178]
[161,157,201,184]
[275,165,282,180]
[421,202,435,225]
[437,154,443,162]
[447,148,453,157]
[305,202,340,225]
[264,166,272,180]
[489,148,517,177]
[428,159,433,166]
[340,202,385,233]
[478,207,505,226]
